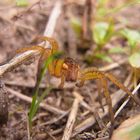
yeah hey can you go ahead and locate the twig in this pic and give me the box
[4,80,46,88]
[107,82,140,127]
[82,0,93,39]
[0,79,8,125]
[99,58,128,71]
[4,79,75,89]
[12,0,43,21]
[32,112,48,122]
[7,87,65,115]
[26,112,31,140]
[46,131,57,140]
[62,92,80,140]
[50,127,64,135]
[43,1,61,38]
[39,111,69,127]
[73,91,106,130]
[0,1,62,76]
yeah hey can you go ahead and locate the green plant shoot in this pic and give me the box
[16,0,28,7]
[92,21,114,50]
[28,52,62,129]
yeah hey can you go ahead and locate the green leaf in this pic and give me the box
[16,0,28,7]
[97,8,107,17]
[128,52,140,68]
[92,22,114,47]
[96,0,109,17]
[98,0,109,6]
[29,87,51,123]
[120,28,140,48]
[70,17,82,37]
[109,46,125,53]
[95,53,113,62]
[93,22,108,45]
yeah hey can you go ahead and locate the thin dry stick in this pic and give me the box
[103,82,140,130]
[0,0,62,77]
[7,87,65,115]
[39,111,69,127]
[73,91,106,130]
[72,116,95,137]
[4,80,46,88]
[26,112,30,140]
[99,58,127,71]
[62,92,80,140]
[113,82,140,122]
[43,1,61,37]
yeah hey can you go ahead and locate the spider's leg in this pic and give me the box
[16,45,45,54]
[54,59,64,77]
[58,74,65,89]
[100,77,114,133]
[97,79,105,112]
[93,109,106,130]
[76,80,85,87]
[77,70,113,129]
[36,36,59,54]
[105,73,140,106]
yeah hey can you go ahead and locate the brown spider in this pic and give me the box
[16,36,140,129]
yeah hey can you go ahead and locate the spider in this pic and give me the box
[16,36,140,130]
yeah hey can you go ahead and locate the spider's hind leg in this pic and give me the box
[77,69,114,133]
[100,77,114,134]
[105,73,140,106]
[97,79,105,112]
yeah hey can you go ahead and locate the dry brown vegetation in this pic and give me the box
[0,0,140,140]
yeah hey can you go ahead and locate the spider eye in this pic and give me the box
[62,63,68,70]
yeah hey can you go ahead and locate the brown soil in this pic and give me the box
[0,0,140,140]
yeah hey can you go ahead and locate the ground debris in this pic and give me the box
[0,79,8,125]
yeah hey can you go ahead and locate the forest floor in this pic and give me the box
[0,0,140,140]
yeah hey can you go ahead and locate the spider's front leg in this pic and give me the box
[16,36,59,58]
[16,45,47,55]
[33,36,59,54]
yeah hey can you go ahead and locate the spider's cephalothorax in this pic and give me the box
[63,57,80,82]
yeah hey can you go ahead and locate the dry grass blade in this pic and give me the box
[114,82,140,118]
[73,91,106,130]
[99,58,128,72]
[62,93,80,140]
[7,87,65,115]
[0,80,8,125]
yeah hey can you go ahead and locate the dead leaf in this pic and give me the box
[111,114,140,140]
